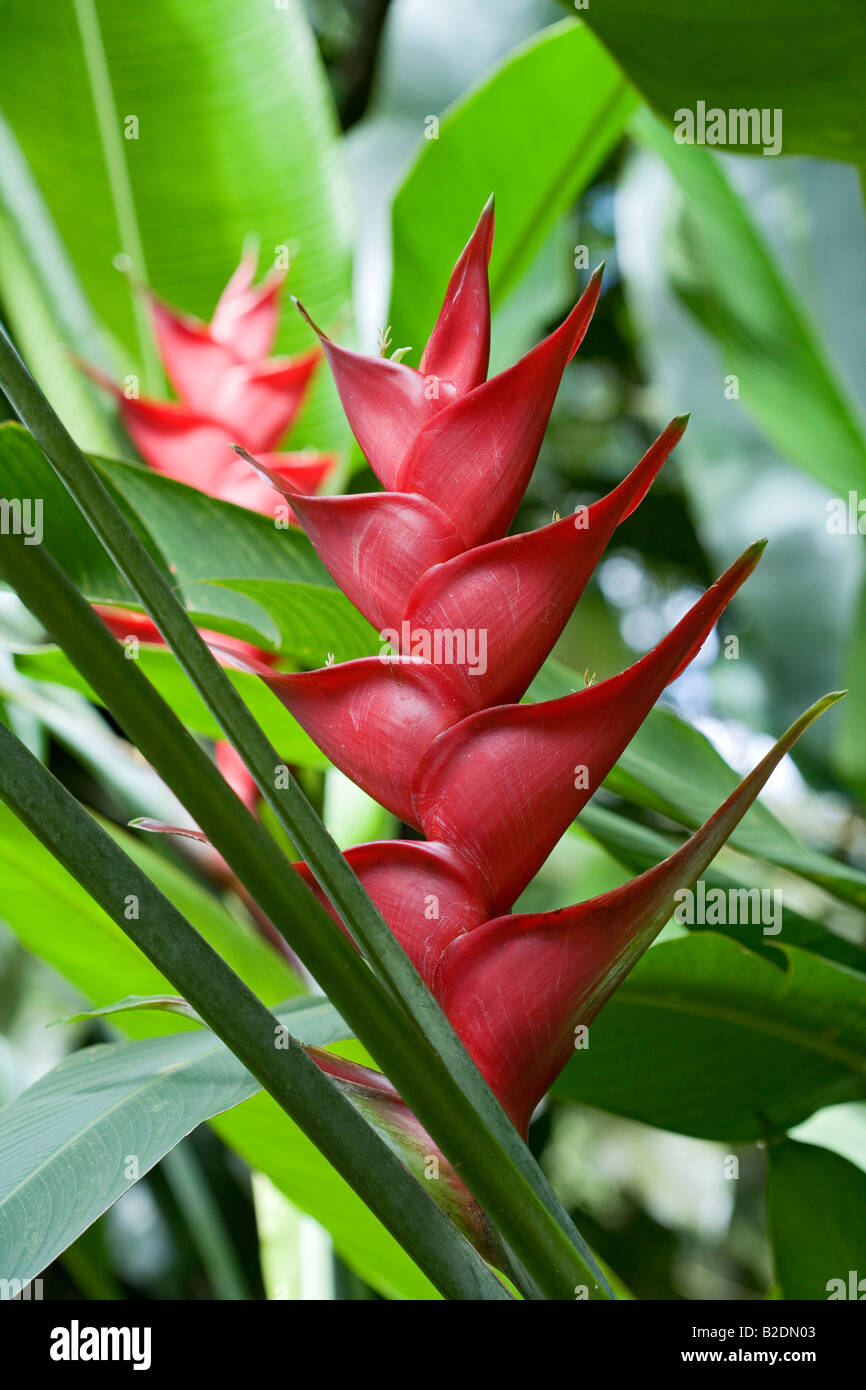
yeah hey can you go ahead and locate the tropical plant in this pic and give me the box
[0,0,865,1305]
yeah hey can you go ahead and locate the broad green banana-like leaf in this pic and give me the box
[553,933,866,1141]
[0,0,354,451]
[578,0,866,164]
[0,115,119,451]
[0,998,349,1287]
[389,19,635,354]
[17,649,328,768]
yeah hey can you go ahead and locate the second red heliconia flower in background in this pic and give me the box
[80,245,335,514]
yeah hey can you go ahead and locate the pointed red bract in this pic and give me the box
[293,300,457,490]
[210,250,285,360]
[262,657,463,826]
[412,541,765,910]
[260,486,464,631]
[209,350,319,450]
[147,296,238,408]
[402,416,688,708]
[419,195,494,394]
[434,693,841,1132]
[396,267,603,547]
[294,839,493,983]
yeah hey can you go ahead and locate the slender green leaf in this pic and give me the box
[632,108,866,497]
[58,994,204,1026]
[217,1096,444,1301]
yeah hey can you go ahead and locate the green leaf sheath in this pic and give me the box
[0,721,509,1301]
[0,332,610,1299]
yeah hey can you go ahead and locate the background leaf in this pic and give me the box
[579,0,866,163]
[0,799,301,1033]
[0,0,354,450]
[388,19,635,354]
[0,997,348,1284]
[17,649,328,767]
[631,109,866,498]
[767,1138,866,1298]
[553,934,866,1140]
[0,424,377,661]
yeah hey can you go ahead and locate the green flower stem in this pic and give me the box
[0,719,510,1302]
[0,327,611,1299]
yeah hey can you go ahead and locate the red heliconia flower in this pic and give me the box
[80,248,335,517]
[292,196,495,490]
[132,204,840,1174]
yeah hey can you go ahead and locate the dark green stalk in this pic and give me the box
[0,719,509,1302]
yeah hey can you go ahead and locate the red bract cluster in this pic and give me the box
[81,248,334,514]
[230,202,824,1136]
